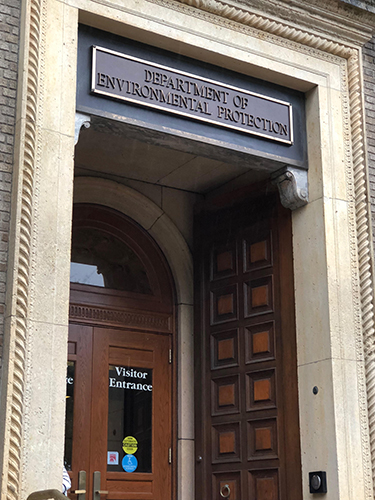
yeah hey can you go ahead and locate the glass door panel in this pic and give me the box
[65,360,75,471]
[107,365,153,473]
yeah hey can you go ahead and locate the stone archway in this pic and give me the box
[73,176,195,499]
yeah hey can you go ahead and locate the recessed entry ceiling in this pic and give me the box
[74,118,269,194]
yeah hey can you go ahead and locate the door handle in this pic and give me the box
[93,471,108,500]
[72,471,86,500]
[220,484,231,498]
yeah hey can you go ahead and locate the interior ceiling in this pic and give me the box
[74,121,268,195]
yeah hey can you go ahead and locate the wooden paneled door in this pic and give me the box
[66,324,171,500]
[65,204,174,500]
[195,195,302,500]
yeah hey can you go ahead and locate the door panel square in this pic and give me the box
[218,294,234,315]
[212,422,241,463]
[249,470,279,500]
[212,375,240,415]
[256,428,271,450]
[245,321,275,363]
[220,431,235,454]
[219,338,234,360]
[243,231,272,273]
[246,370,276,410]
[213,472,241,500]
[217,251,234,273]
[219,384,235,406]
[251,240,268,263]
[244,277,273,317]
[248,418,278,459]
[210,285,238,324]
[254,332,269,353]
[211,242,237,281]
[254,379,271,401]
[252,285,269,308]
[211,329,239,370]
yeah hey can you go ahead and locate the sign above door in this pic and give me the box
[92,46,293,145]
[77,25,307,173]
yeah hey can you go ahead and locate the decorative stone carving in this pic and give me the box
[74,112,91,145]
[173,0,375,46]
[348,51,375,496]
[69,304,172,332]
[271,166,308,210]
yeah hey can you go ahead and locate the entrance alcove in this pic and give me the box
[72,112,301,500]
[73,115,273,248]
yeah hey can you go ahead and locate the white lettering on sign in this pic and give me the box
[115,367,148,379]
[109,378,152,391]
[109,366,152,391]
[66,377,74,385]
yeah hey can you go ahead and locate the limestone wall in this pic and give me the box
[0,0,20,374]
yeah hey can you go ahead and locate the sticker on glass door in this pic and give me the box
[122,454,138,473]
[123,436,138,454]
[108,365,153,473]
[107,451,119,465]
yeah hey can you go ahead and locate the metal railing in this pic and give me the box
[27,489,66,500]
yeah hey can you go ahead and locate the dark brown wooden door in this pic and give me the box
[195,195,302,500]
[67,324,172,500]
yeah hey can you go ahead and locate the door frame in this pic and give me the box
[68,197,181,499]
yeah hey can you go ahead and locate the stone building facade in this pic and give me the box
[2,1,375,500]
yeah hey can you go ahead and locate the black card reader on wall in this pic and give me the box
[309,471,327,494]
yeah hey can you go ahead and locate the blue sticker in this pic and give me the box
[122,454,138,473]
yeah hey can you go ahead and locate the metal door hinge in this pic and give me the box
[168,448,172,464]
[169,349,172,364]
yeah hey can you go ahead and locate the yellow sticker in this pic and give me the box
[122,436,138,454]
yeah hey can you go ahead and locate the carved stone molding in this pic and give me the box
[69,304,173,333]
[74,112,91,145]
[348,50,375,495]
[173,0,375,46]
[1,0,43,497]
[271,166,308,210]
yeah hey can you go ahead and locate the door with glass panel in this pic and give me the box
[66,324,171,500]
[65,204,174,500]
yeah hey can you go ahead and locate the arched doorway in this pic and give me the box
[65,204,175,500]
